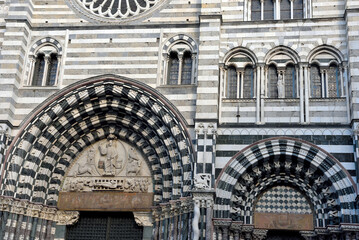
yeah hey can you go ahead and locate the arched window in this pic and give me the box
[243,66,255,98]
[181,51,192,85]
[251,0,261,20]
[263,0,274,20]
[281,0,291,20]
[32,53,46,86]
[293,0,304,19]
[227,66,238,98]
[328,63,340,98]
[284,64,297,98]
[46,53,59,86]
[167,52,179,85]
[268,65,278,98]
[27,42,61,87]
[223,50,257,99]
[162,36,198,86]
[310,64,322,98]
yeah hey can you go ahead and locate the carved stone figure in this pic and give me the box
[73,147,96,176]
[127,147,141,176]
[99,134,120,176]
[194,174,211,190]
[277,73,285,98]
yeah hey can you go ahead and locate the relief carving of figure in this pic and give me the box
[98,134,122,176]
[277,73,285,98]
[127,147,141,176]
[73,147,96,176]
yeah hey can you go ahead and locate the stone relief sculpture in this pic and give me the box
[72,147,97,176]
[98,133,124,176]
[194,174,211,190]
[277,73,285,98]
[62,131,152,193]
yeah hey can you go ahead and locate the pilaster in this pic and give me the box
[195,15,221,121]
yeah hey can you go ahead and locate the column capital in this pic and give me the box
[299,62,310,68]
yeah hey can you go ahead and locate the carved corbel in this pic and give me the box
[133,212,153,227]
[253,229,268,240]
[55,210,80,225]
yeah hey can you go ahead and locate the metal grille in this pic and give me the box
[66,212,143,240]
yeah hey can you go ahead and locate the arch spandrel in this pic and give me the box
[1,74,195,207]
[215,137,357,227]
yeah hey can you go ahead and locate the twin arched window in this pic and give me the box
[267,64,297,98]
[167,50,193,85]
[163,37,197,86]
[225,53,256,99]
[27,44,61,87]
[310,63,341,98]
[226,65,255,98]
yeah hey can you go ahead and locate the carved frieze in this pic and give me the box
[61,135,152,193]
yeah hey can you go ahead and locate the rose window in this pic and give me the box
[74,0,160,20]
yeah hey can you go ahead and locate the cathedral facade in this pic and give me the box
[0,0,359,239]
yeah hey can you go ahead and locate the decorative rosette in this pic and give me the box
[76,0,159,19]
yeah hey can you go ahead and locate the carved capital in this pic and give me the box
[55,210,80,225]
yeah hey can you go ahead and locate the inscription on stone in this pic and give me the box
[254,212,314,231]
[58,192,154,211]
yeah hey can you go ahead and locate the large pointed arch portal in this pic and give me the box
[214,137,358,239]
[0,75,195,239]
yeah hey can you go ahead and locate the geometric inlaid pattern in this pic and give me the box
[1,74,194,206]
[216,137,358,228]
[255,185,312,214]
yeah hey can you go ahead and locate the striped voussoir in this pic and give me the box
[29,37,63,55]
[1,74,194,206]
[215,137,358,227]
[163,34,198,53]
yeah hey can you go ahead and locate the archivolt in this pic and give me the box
[214,137,358,227]
[0,75,194,206]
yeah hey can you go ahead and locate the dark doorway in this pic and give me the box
[267,230,305,240]
[66,212,143,240]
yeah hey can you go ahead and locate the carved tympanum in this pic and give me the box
[61,136,152,193]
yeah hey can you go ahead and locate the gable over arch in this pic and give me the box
[0,74,195,206]
[215,137,358,227]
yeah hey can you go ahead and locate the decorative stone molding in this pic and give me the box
[133,212,153,227]
[213,219,232,227]
[152,197,194,220]
[217,127,352,136]
[55,210,80,225]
